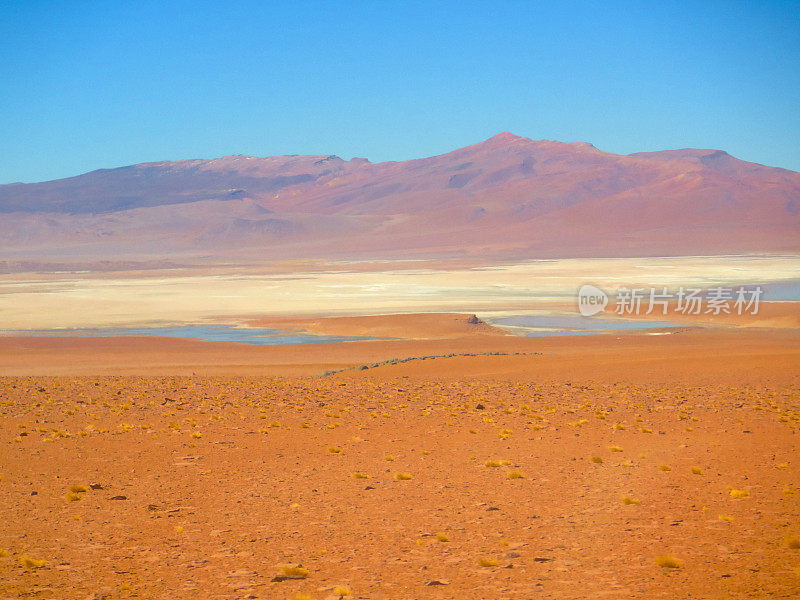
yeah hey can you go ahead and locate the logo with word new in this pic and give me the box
[577,284,609,317]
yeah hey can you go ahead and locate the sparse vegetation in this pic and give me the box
[19,556,47,568]
[655,555,682,569]
[332,585,352,597]
[279,565,310,579]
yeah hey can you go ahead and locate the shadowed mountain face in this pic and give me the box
[2,133,798,266]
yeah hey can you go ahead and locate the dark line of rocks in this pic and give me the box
[320,351,542,377]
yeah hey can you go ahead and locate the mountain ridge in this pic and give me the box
[1,133,798,264]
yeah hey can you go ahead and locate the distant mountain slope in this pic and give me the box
[1,133,798,266]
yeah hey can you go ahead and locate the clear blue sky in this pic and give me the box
[1,0,798,183]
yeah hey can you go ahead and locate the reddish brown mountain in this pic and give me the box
[1,133,798,268]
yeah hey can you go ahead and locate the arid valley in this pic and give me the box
[2,250,800,599]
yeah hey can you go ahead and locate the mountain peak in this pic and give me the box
[485,131,527,144]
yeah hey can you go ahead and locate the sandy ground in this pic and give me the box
[1,315,799,599]
[246,313,507,339]
[1,326,799,383]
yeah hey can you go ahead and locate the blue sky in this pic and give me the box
[1,0,798,183]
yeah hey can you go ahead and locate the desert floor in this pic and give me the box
[1,317,799,599]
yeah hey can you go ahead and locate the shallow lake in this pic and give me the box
[1,324,386,345]
[487,314,680,336]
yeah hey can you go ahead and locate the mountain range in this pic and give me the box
[2,132,798,269]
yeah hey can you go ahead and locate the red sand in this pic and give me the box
[1,316,799,599]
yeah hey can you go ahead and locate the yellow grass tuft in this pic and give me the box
[0,548,9,558]
[174,525,184,533]
[690,466,703,475]
[479,557,499,567]
[394,472,413,480]
[351,472,369,479]
[786,536,800,549]
[384,455,395,461]
[332,585,352,597]
[19,556,47,568]
[718,514,734,522]
[613,423,626,430]
[729,489,750,499]
[191,431,202,439]
[659,465,672,472]
[608,445,624,452]
[436,532,449,542]
[591,456,603,464]
[65,491,82,502]
[621,495,640,505]
[506,471,524,479]
[328,446,342,454]
[655,555,682,569]
[484,460,502,467]
[69,484,88,493]
[279,565,310,579]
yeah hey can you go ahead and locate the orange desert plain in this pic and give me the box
[1,308,799,600]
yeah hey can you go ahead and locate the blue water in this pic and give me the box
[1,324,387,345]
[489,315,680,336]
[762,281,800,301]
